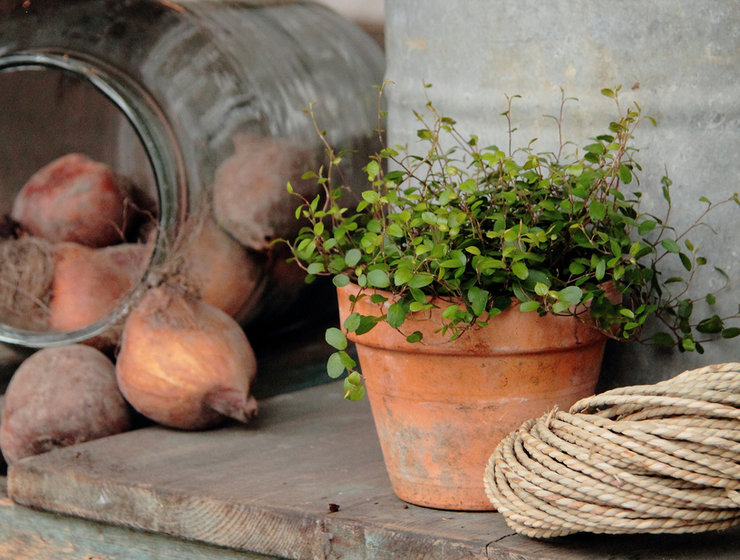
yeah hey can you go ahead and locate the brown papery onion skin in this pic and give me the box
[115,284,258,430]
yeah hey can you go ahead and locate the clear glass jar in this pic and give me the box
[0,0,384,356]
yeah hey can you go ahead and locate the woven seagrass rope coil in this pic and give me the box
[484,362,740,539]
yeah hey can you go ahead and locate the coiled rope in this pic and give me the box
[484,362,740,538]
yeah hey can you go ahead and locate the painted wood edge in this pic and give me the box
[0,475,276,560]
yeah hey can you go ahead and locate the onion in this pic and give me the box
[0,344,132,464]
[178,215,265,321]
[115,284,259,430]
[10,153,128,247]
[48,242,146,336]
[212,133,317,251]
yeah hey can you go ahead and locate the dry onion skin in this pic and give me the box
[116,284,259,430]
[0,344,132,464]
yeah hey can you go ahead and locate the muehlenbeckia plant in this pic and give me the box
[284,83,739,400]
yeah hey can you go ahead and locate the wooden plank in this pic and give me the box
[6,382,740,559]
[0,475,276,560]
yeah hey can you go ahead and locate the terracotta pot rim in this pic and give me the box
[336,282,609,354]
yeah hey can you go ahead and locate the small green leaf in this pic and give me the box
[467,286,489,317]
[556,286,583,305]
[338,351,356,370]
[356,311,380,332]
[346,372,362,386]
[569,262,586,275]
[583,144,604,156]
[327,352,345,378]
[706,293,716,305]
[519,300,540,312]
[679,252,692,271]
[442,304,459,320]
[512,261,529,280]
[307,262,325,275]
[619,309,635,319]
[552,301,570,314]
[660,239,681,253]
[595,259,606,281]
[394,267,414,286]
[589,201,606,221]
[721,327,740,339]
[367,269,390,288]
[408,273,434,288]
[325,327,347,350]
[696,315,723,334]
[386,223,404,238]
[534,282,549,297]
[387,303,407,328]
[512,282,529,303]
[406,331,423,343]
[343,312,361,332]
[681,337,696,352]
[638,220,656,236]
[677,299,693,320]
[343,377,366,401]
[618,164,633,184]
[365,160,380,180]
[345,248,362,267]
[409,288,426,303]
[661,180,672,203]
[333,274,350,288]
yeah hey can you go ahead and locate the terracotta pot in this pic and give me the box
[336,283,607,511]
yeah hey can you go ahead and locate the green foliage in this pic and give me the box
[283,83,740,399]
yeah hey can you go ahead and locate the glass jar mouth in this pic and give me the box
[0,50,185,347]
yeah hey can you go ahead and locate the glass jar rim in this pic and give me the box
[0,50,185,347]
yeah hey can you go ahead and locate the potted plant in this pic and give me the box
[283,84,739,511]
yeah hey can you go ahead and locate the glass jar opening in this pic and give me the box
[0,51,184,347]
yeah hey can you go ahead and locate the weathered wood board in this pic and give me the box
[0,475,276,560]
[5,382,740,559]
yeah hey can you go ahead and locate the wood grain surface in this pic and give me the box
[5,382,740,559]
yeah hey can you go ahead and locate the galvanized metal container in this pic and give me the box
[385,0,739,386]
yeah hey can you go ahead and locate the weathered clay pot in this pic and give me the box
[336,283,607,511]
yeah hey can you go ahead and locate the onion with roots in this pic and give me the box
[115,284,259,430]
